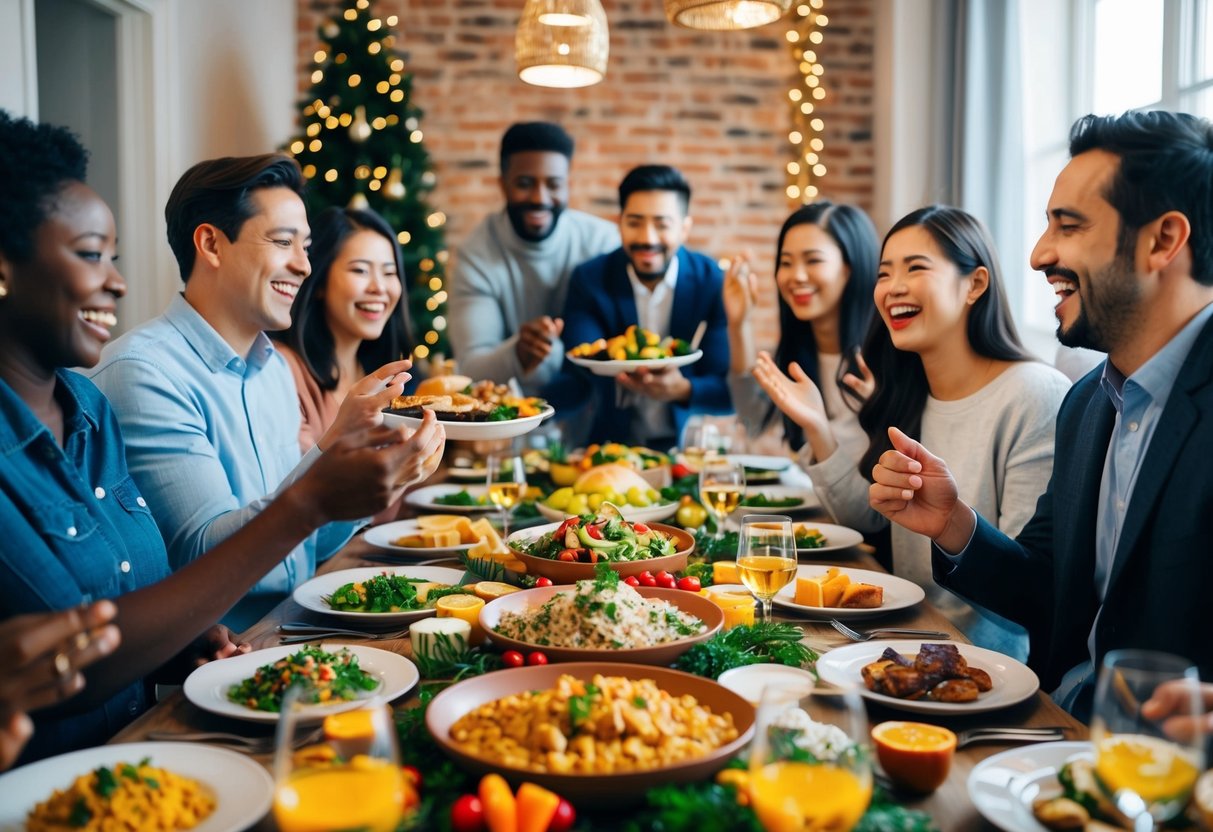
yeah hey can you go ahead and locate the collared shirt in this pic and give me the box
[626,256,680,443]
[89,294,359,631]
[0,370,168,760]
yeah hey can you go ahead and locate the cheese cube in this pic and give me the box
[712,561,740,584]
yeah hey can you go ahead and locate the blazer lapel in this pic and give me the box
[1059,389,1116,595]
[606,251,639,333]
[669,249,700,341]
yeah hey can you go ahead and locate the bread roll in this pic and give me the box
[573,463,653,496]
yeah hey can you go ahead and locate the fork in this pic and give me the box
[278,623,410,644]
[145,731,275,753]
[828,619,952,642]
[955,726,1067,749]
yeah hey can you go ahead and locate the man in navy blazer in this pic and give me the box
[866,111,1213,719]
[553,165,730,446]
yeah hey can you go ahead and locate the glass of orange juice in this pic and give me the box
[1089,650,1204,829]
[273,685,405,832]
[748,682,873,832]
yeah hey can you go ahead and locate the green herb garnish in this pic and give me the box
[93,766,118,798]
[674,621,817,678]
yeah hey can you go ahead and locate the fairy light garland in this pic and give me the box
[785,0,828,204]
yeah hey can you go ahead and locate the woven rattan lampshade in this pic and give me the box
[664,0,792,30]
[516,0,609,88]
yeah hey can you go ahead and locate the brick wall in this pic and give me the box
[295,0,875,354]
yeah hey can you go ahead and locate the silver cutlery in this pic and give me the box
[277,623,410,643]
[955,726,1067,749]
[147,726,324,753]
[829,619,952,642]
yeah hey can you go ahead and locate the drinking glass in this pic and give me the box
[736,514,796,621]
[699,459,745,540]
[749,682,873,832]
[486,453,527,538]
[273,685,404,832]
[681,419,721,472]
[1089,650,1204,830]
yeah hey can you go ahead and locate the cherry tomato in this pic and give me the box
[502,650,525,668]
[526,651,549,666]
[535,577,554,588]
[676,576,702,592]
[624,575,641,587]
[638,571,657,587]
[585,523,604,539]
[557,549,579,562]
[400,764,423,791]
[655,570,677,589]
[632,522,650,534]
[547,798,576,832]
[670,462,692,479]
[450,794,486,832]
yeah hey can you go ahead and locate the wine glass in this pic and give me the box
[749,681,873,832]
[699,459,745,540]
[486,452,527,538]
[1089,649,1204,830]
[273,684,405,832]
[681,419,721,472]
[736,514,797,621]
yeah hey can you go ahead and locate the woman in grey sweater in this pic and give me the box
[755,206,1070,660]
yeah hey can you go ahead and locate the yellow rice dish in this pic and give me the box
[27,759,215,831]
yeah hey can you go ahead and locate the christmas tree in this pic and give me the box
[285,0,449,360]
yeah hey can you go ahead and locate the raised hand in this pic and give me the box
[752,351,827,432]
[722,252,757,326]
[1142,679,1213,744]
[841,349,876,401]
[516,316,564,373]
[869,427,974,550]
[318,359,413,451]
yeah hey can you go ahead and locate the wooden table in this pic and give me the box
[112,520,1085,831]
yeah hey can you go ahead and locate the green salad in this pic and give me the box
[326,572,469,613]
[517,513,676,564]
[227,646,379,712]
[739,492,804,509]
[433,490,488,507]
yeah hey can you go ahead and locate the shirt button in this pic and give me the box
[1128,421,1139,432]
[136,497,147,507]
[94,486,106,499]
[120,561,131,573]
[1117,499,1126,511]
[67,526,77,537]
[127,700,140,716]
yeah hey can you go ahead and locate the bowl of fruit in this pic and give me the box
[538,463,677,524]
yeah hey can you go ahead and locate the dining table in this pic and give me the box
[108,472,1086,831]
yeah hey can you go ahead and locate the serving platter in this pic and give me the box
[772,565,925,620]
[567,350,703,377]
[292,565,467,624]
[382,405,554,440]
[362,518,477,557]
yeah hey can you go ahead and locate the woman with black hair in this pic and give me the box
[756,205,1070,659]
[271,206,415,451]
[725,201,878,461]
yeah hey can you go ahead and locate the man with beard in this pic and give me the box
[556,165,730,446]
[866,111,1213,719]
[446,123,618,395]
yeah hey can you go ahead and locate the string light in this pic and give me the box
[785,1,827,205]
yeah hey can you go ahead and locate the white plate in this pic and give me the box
[382,405,554,440]
[406,483,497,513]
[183,643,418,723]
[293,565,467,623]
[717,663,816,705]
[772,565,925,619]
[790,521,865,554]
[727,454,792,472]
[968,741,1093,832]
[0,741,273,832]
[567,349,703,377]
[535,499,678,524]
[362,518,478,556]
[447,464,489,481]
[815,640,1040,715]
[733,484,821,514]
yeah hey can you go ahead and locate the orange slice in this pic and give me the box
[871,721,956,794]
[471,581,522,601]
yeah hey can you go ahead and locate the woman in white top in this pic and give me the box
[755,205,1071,660]
[725,202,879,463]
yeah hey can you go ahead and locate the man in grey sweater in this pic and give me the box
[447,122,619,395]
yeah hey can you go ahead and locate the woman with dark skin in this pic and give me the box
[0,111,445,761]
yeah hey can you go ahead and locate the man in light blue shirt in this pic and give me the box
[91,154,439,630]
[863,111,1213,719]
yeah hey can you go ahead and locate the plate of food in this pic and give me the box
[383,375,553,440]
[0,741,273,832]
[815,640,1039,715]
[733,484,820,514]
[446,460,489,481]
[726,454,792,484]
[183,643,418,723]
[481,569,723,665]
[405,484,497,513]
[507,514,694,583]
[567,325,703,377]
[772,565,925,620]
[292,566,469,624]
[789,521,864,554]
[968,742,1096,832]
[425,662,755,807]
[362,516,482,556]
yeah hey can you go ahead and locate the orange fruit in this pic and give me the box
[323,709,376,741]
[871,721,956,794]
[471,581,521,601]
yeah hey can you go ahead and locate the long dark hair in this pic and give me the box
[771,201,879,450]
[271,206,413,391]
[857,205,1034,478]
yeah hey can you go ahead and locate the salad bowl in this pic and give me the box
[507,519,693,584]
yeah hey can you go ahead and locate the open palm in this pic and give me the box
[753,351,827,432]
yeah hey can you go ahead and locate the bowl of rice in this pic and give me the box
[480,574,723,665]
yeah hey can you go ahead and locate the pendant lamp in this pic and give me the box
[664,0,792,30]
[516,0,609,88]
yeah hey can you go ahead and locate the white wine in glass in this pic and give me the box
[1089,649,1204,830]
[737,514,797,621]
[486,453,527,538]
[699,460,745,540]
[681,421,721,471]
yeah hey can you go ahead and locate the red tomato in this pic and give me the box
[632,522,650,534]
[638,571,657,587]
[450,794,486,832]
[535,577,554,588]
[655,570,677,589]
[624,575,640,587]
[527,651,549,666]
[585,523,603,539]
[502,650,525,668]
[547,798,576,832]
[676,576,702,592]
[557,549,579,562]
[400,764,422,791]
[671,462,692,479]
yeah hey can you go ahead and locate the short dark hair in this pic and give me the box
[1069,111,1213,284]
[618,164,691,214]
[0,110,89,263]
[269,206,414,391]
[499,122,575,173]
[165,153,305,281]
